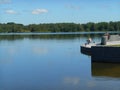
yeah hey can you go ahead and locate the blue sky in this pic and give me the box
[0,0,120,25]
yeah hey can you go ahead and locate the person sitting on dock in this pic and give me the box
[104,32,110,40]
[87,38,92,44]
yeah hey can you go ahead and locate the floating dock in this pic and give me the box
[81,34,120,63]
[91,46,120,63]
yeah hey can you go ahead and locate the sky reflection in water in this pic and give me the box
[0,33,120,90]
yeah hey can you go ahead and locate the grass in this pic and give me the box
[107,44,120,47]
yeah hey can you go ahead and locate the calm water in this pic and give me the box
[0,33,120,90]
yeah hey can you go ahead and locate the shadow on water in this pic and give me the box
[91,62,120,78]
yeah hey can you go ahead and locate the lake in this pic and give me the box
[0,33,120,90]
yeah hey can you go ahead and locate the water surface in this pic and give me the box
[0,33,120,90]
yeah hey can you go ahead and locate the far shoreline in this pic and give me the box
[0,31,119,35]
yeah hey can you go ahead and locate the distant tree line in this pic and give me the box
[0,21,120,33]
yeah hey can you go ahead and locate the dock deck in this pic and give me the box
[107,41,120,45]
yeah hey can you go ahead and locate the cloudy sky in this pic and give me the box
[0,0,120,25]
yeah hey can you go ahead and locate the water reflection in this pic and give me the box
[0,33,102,41]
[0,33,119,90]
[32,47,48,55]
[63,77,80,86]
[92,62,120,78]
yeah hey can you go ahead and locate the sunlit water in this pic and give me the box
[0,33,120,90]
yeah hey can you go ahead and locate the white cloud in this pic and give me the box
[65,4,80,10]
[32,8,48,15]
[0,0,11,4]
[5,9,17,14]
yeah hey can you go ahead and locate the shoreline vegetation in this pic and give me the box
[0,21,120,33]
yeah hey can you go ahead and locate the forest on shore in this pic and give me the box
[0,21,120,33]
